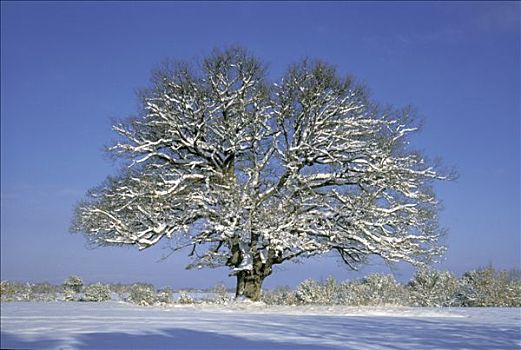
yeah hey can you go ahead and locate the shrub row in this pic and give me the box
[2,267,519,307]
[263,267,521,307]
[0,281,61,302]
[0,278,233,305]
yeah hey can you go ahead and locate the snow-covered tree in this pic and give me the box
[127,284,157,306]
[295,279,328,304]
[63,275,83,293]
[408,269,459,307]
[83,283,112,302]
[71,47,450,301]
[458,267,521,307]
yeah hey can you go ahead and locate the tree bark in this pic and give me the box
[235,270,265,301]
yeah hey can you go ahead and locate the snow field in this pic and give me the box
[1,302,520,349]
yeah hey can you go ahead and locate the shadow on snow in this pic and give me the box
[1,315,520,349]
[1,327,337,349]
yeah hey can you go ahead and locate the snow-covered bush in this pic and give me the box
[63,289,76,302]
[212,282,231,304]
[1,281,33,302]
[83,283,112,302]
[106,283,129,295]
[30,283,59,302]
[1,281,19,301]
[262,286,298,305]
[362,273,405,306]
[177,291,195,304]
[294,275,406,306]
[156,288,173,304]
[127,284,157,306]
[457,267,521,307]
[63,275,83,293]
[336,274,406,306]
[322,277,339,304]
[31,282,60,295]
[105,283,134,300]
[295,277,338,304]
[295,279,324,304]
[408,269,459,307]
[336,280,369,305]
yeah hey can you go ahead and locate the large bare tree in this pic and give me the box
[72,47,450,300]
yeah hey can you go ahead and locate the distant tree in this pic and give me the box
[408,269,459,307]
[458,267,521,307]
[360,273,405,306]
[127,284,157,306]
[71,47,451,301]
[335,274,406,306]
[295,279,327,304]
[63,275,83,293]
[83,283,112,302]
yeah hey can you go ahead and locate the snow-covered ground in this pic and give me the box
[1,302,520,349]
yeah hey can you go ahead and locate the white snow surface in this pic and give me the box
[1,302,520,349]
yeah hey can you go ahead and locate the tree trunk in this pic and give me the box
[235,270,265,301]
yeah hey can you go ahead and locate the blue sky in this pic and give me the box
[1,2,519,289]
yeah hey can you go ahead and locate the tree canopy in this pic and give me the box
[72,47,450,300]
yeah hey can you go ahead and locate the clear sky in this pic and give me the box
[1,1,519,289]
